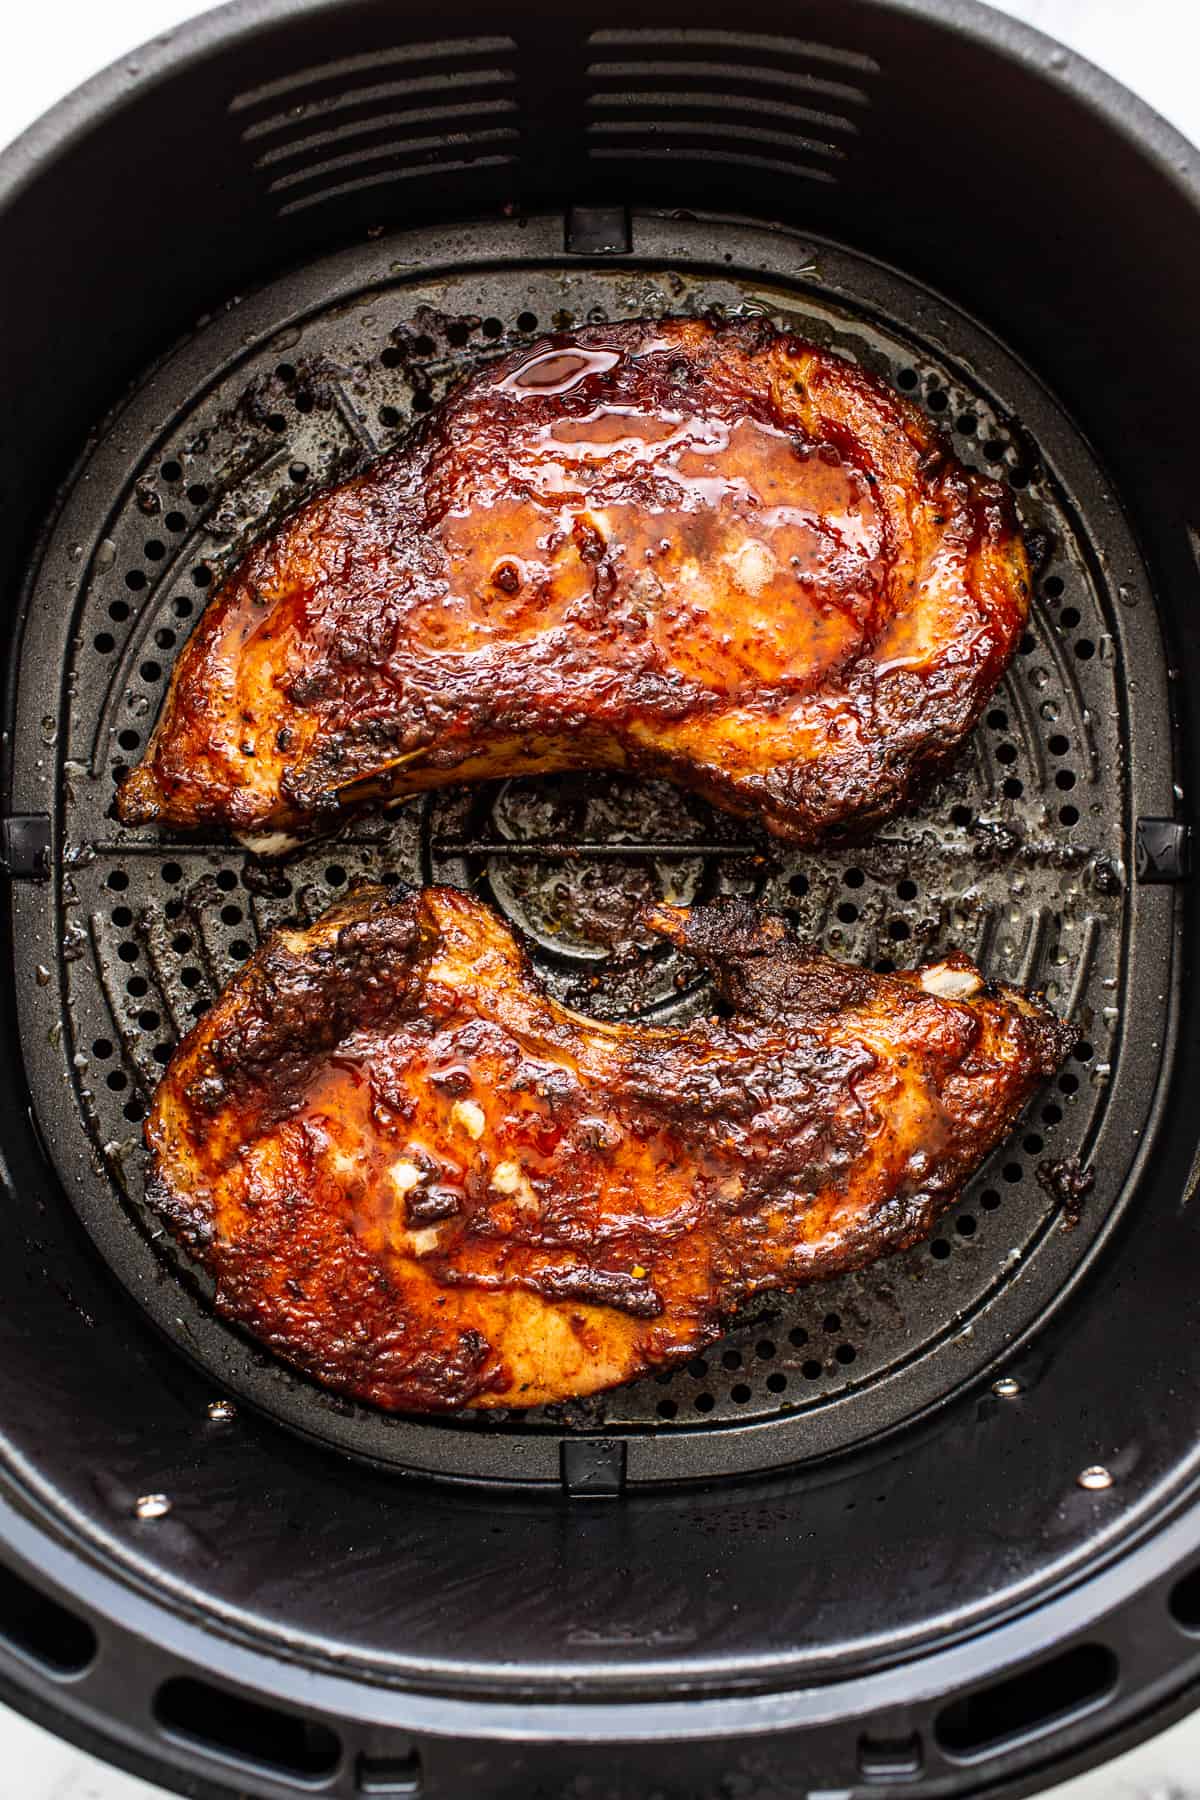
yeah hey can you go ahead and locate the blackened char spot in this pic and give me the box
[189,891,426,1119]
[406,1186,462,1224]
[645,895,877,1019]
[1037,1156,1096,1228]
[531,1264,663,1318]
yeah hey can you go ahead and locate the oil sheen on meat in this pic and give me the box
[146,886,1073,1411]
[117,316,1030,845]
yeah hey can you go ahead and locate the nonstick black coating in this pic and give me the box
[0,1,1199,1796]
[10,218,1173,1488]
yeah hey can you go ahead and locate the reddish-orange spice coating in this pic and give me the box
[146,887,1072,1411]
[118,316,1029,844]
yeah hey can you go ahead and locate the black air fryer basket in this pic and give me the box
[1,1,1199,1794]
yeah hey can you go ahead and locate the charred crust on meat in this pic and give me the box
[116,315,1029,843]
[145,885,1075,1412]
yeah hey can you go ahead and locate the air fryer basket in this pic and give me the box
[0,1,1198,1795]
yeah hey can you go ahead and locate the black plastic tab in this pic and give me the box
[560,1438,626,1497]
[356,1748,423,1795]
[565,205,631,255]
[0,815,50,880]
[1135,817,1191,883]
[858,1731,923,1781]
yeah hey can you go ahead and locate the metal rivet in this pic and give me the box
[992,1377,1021,1398]
[134,1493,172,1520]
[1077,1466,1114,1491]
[207,1399,237,1423]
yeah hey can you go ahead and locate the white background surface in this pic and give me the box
[2,1,1199,1795]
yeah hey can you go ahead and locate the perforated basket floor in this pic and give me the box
[7,213,1176,1483]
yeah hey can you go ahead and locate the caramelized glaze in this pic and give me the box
[117,316,1029,843]
[146,886,1073,1411]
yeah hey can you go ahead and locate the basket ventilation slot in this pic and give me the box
[585,26,876,182]
[155,1676,342,1780]
[231,39,520,217]
[935,1643,1117,1761]
[0,1562,96,1676]
[1170,1564,1200,1631]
